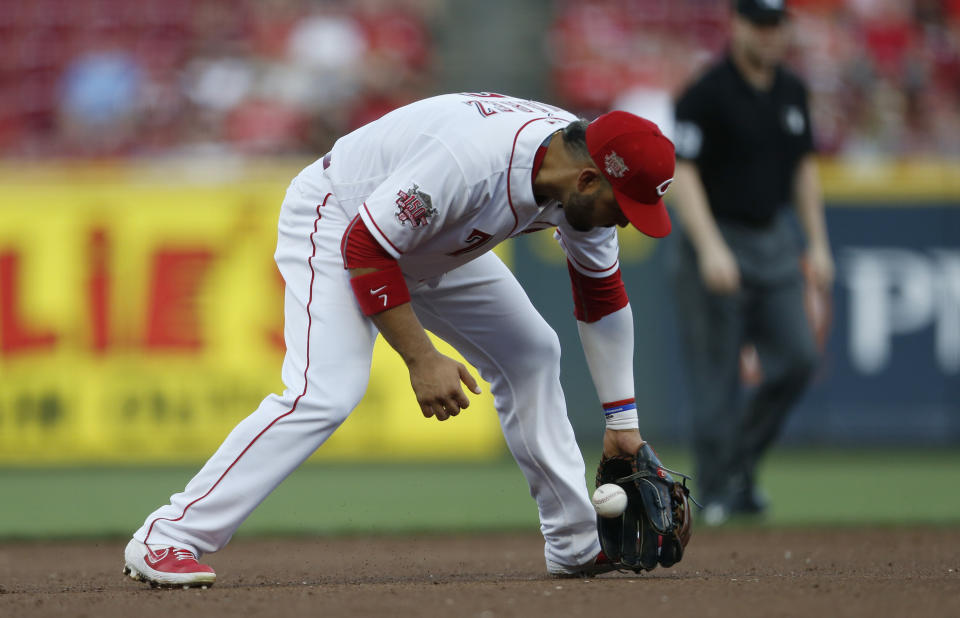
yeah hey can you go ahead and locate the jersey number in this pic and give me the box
[447,229,493,257]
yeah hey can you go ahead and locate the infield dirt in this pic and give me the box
[2,528,958,617]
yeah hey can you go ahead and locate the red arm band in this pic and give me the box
[349,263,411,316]
[341,214,397,269]
[567,261,629,323]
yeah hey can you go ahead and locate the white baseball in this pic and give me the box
[592,483,628,518]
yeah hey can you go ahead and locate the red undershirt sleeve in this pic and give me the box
[341,215,411,315]
[340,215,397,268]
[341,214,398,270]
[567,260,629,323]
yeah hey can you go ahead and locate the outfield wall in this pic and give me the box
[514,160,960,446]
[0,160,504,463]
[0,159,956,463]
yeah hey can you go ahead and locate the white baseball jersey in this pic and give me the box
[300,92,621,280]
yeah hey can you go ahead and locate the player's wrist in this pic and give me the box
[349,264,411,316]
[402,346,442,367]
[602,398,639,430]
[699,235,730,259]
[602,426,644,458]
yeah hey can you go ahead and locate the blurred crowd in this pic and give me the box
[0,0,437,158]
[1,0,958,160]
[550,0,960,159]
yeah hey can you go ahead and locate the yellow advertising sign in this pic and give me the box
[0,163,504,463]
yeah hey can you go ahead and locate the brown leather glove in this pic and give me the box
[595,443,695,571]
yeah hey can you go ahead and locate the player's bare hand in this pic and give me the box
[602,428,646,458]
[407,350,481,421]
[699,241,740,294]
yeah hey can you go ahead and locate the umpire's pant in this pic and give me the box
[672,212,819,503]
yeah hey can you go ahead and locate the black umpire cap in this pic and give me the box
[734,0,789,25]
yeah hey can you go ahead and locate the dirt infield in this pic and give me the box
[2,528,958,617]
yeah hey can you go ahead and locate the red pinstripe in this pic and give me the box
[340,213,362,265]
[506,117,552,237]
[361,202,405,256]
[342,214,397,270]
[568,251,619,274]
[142,193,332,550]
[555,229,620,275]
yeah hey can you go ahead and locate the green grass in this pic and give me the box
[753,447,960,526]
[1,447,959,540]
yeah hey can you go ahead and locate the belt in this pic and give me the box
[322,152,331,170]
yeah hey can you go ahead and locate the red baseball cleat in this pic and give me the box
[547,549,618,578]
[123,539,216,589]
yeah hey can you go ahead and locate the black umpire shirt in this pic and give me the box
[673,54,814,228]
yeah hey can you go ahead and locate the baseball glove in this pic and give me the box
[595,443,695,571]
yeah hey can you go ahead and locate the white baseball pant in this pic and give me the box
[133,171,600,569]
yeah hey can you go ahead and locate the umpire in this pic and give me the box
[669,0,834,525]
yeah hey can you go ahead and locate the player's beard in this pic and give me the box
[562,191,597,232]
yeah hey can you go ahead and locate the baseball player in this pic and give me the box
[122,92,677,587]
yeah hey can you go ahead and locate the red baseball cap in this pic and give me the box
[586,111,675,238]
